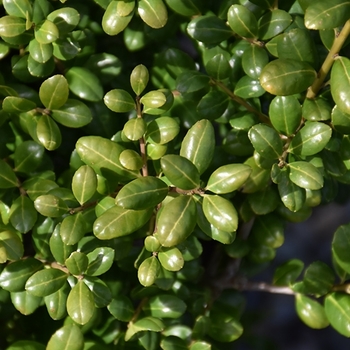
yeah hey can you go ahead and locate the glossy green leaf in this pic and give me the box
[144,294,186,318]
[102,1,134,35]
[0,16,27,37]
[138,0,167,28]
[258,9,292,40]
[116,176,168,210]
[143,88,174,115]
[34,194,68,217]
[206,54,230,81]
[288,121,332,156]
[234,75,265,98]
[85,247,115,276]
[66,67,103,102]
[176,70,210,94]
[39,74,69,110]
[288,161,323,190]
[332,223,350,274]
[76,136,139,183]
[295,294,329,329]
[83,275,112,308]
[146,143,167,160]
[10,195,37,233]
[202,195,238,232]
[93,205,153,239]
[2,96,36,113]
[27,55,55,78]
[36,115,62,150]
[227,5,258,39]
[65,252,88,275]
[145,235,161,252]
[273,259,304,286]
[242,45,269,79]
[269,95,302,136]
[104,88,135,113]
[3,0,32,18]
[49,224,75,265]
[11,290,42,315]
[6,341,45,350]
[146,117,180,145]
[60,212,85,245]
[303,261,335,296]
[325,292,350,337]
[164,0,201,16]
[241,156,270,193]
[248,123,283,159]
[0,230,24,261]
[52,37,80,61]
[190,341,212,350]
[157,195,197,247]
[208,311,243,342]
[0,159,18,188]
[331,57,350,115]
[180,119,215,174]
[305,0,350,30]
[248,187,280,215]
[72,165,97,205]
[138,256,161,287]
[141,90,166,109]
[158,247,184,271]
[34,20,59,44]
[25,268,67,297]
[161,336,188,350]
[67,280,95,325]
[332,105,350,134]
[108,295,134,322]
[187,15,232,44]
[46,7,80,35]
[206,164,251,194]
[260,58,316,96]
[197,90,228,120]
[223,129,254,157]
[303,97,332,122]
[130,64,149,95]
[161,154,200,190]
[46,324,84,350]
[123,118,146,141]
[14,140,44,173]
[119,149,143,170]
[125,316,164,341]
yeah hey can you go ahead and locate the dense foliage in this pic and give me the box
[1,0,350,349]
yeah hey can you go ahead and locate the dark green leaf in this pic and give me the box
[176,71,210,94]
[46,7,80,35]
[65,252,88,275]
[303,261,335,296]
[258,9,292,40]
[273,259,304,286]
[143,294,187,318]
[11,290,42,315]
[0,159,18,188]
[10,195,38,233]
[332,223,350,274]
[242,45,269,79]
[0,230,24,261]
[14,140,44,173]
[325,292,350,337]
[86,247,115,276]
[331,57,350,115]
[60,212,86,245]
[227,5,258,39]
[107,295,134,321]
[46,324,84,350]
[83,275,112,308]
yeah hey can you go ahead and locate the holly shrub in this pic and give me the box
[1,0,350,349]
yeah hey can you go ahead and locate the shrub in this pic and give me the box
[1,0,350,349]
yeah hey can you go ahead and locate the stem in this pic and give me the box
[306,19,350,99]
[136,96,148,177]
[231,278,295,295]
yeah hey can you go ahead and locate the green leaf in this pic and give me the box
[269,95,302,136]
[161,336,188,350]
[143,294,187,318]
[273,259,304,286]
[138,0,167,28]
[125,316,164,341]
[241,156,270,193]
[325,292,350,337]
[72,165,97,205]
[3,0,32,19]
[119,149,143,170]
[52,37,80,61]
[66,67,103,102]
[60,212,86,245]
[248,123,283,159]
[157,195,197,247]
[130,64,149,95]
[83,275,112,308]
[65,252,88,275]
[190,341,212,350]
[49,224,75,265]
[202,195,238,232]
[46,324,84,350]
[141,90,166,109]
[164,0,201,16]
[27,55,55,78]
[180,119,215,174]
[86,247,115,276]
[36,115,62,151]
[248,186,280,215]
[145,235,161,252]
[0,159,18,188]
[332,105,350,134]
[93,205,153,240]
[305,0,350,29]
[39,74,69,110]
[227,5,258,39]
[208,311,243,342]
[108,295,135,322]
[206,54,230,81]
[10,195,38,233]
[260,58,316,96]
[0,230,24,261]
[242,45,269,79]
[6,341,45,350]
[295,294,329,329]
[46,7,80,35]
[332,223,350,274]
[34,20,59,44]
[206,164,252,194]
[303,261,335,296]
[288,161,323,190]
[2,96,36,113]
[67,280,95,325]
[0,258,43,292]
[25,268,67,297]
[258,9,292,40]
[234,75,265,98]
[0,16,27,37]
[123,118,146,141]
[14,140,44,173]
[176,71,210,94]
[331,57,350,115]
[161,154,200,190]
[34,194,68,217]
[138,256,161,287]
[116,177,168,210]
[288,121,332,156]
[11,290,42,315]
[187,15,232,44]
[104,89,135,113]
[146,117,179,145]
[102,1,134,36]
[76,136,140,184]
[302,97,332,121]
[158,247,184,271]
[197,90,228,120]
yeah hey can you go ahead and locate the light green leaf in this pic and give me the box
[227,5,258,39]
[331,57,350,115]
[138,256,161,287]
[130,64,149,95]
[0,159,18,188]
[47,324,84,350]
[0,230,24,261]
[143,294,187,318]
[288,161,323,190]
[72,165,97,205]
[10,195,38,233]
[325,292,350,337]
[36,115,62,151]
[158,247,184,271]
[86,247,115,276]
[39,74,69,110]
[104,88,135,113]
[138,0,167,29]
